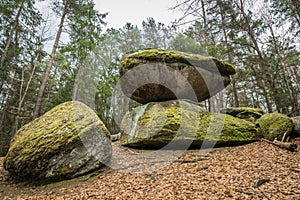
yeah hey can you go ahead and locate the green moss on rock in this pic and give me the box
[220,107,263,122]
[4,101,111,182]
[120,49,236,76]
[121,100,258,148]
[256,112,293,141]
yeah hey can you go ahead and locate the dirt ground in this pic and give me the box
[1,140,300,200]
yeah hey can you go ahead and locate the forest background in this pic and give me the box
[0,0,299,156]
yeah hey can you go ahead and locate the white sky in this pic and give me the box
[94,0,181,29]
[37,0,185,51]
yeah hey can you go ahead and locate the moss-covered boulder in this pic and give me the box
[4,101,111,182]
[120,49,236,104]
[256,113,293,141]
[120,100,259,149]
[220,107,263,122]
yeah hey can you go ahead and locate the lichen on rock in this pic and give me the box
[120,100,259,149]
[4,101,112,182]
[256,112,293,141]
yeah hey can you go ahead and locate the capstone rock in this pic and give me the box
[119,49,236,104]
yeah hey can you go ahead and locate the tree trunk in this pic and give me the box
[218,1,239,107]
[33,0,69,119]
[291,0,300,27]
[261,79,273,113]
[0,0,25,94]
[235,0,275,112]
[231,77,239,107]
[0,70,17,132]
[11,55,39,137]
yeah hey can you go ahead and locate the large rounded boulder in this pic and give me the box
[256,113,293,141]
[4,101,112,182]
[120,49,236,104]
[120,100,259,149]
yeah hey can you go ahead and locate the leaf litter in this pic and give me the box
[1,140,299,199]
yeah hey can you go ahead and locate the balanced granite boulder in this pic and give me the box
[256,113,293,141]
[120,49,236,104]
[120,100,259,149]
[4,101,111,182]
[220,107,263,122]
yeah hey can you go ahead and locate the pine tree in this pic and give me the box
[33,0,69,119]
[0,0,45,155]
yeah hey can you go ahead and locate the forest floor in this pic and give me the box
[1,140,300,200]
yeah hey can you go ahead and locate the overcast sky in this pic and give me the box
[38,0,185,51]
[95,0,181,29]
